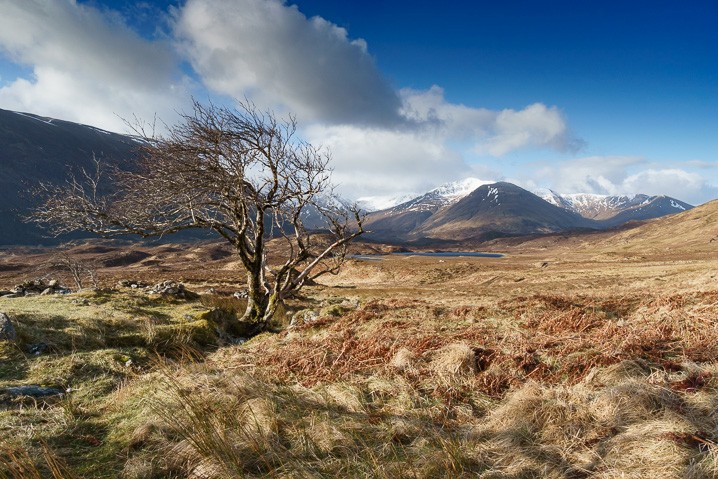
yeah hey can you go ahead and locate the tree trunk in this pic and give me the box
[241,270,268,324]
[262,292,282,323]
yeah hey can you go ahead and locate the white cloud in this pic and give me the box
[400,86,581,156]
[304,124,470,198]
[0,0,189,132]
[622,169,706,200]
[0,0,586,200]
[529,156,644,195]
[174,0,402,126]
[524,156,716,204]
[173,0,582,175]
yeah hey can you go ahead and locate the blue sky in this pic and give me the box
[0,0,716,203]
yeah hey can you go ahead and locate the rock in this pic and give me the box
[289,309,319,327]
[27,342,50,355]
[118,279,148,289]
[9,278,67,296]
[148,280,198,299]
[3,385,65,397]
[233,289,248,299]
[0,312,16,341]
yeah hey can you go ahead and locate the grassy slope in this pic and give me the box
[2,227,718,477]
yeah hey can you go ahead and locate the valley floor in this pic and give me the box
[1,238,718,478]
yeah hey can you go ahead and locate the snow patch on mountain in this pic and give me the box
[356,193,418,212]
[670,199,686,211]
[393,177,494,213]
[429,177,493,201]
[13,111,57,127]
[357,178,492,212]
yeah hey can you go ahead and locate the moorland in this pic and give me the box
[1,199,718,478]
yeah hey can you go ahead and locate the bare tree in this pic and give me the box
[46,252,99,291]
[33,101,364,326]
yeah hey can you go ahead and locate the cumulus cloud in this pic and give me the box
[168,0,583,197]
[174,1,580,154]
[401,86,582,156]
[305,124,470,198]
[525,156,717,204]
[0,0,586,199]
[529,156,645,195]
[622,169,706,199]
[174,0,402,126]
[0,0,189,132]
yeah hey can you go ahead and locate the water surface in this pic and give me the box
[352,251,504,261]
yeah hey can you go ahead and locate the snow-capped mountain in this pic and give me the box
[356,178,492,213]
[415,182,596,241]
[534,189,692,221]
[383,178,494,214]
[364,180,695,242]
[429,177,494,204]
[356,193,418,212]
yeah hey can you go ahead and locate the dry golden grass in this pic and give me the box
[2,224,718,477]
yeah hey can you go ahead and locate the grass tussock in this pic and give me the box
[110,356,718,479]
[231,290,718,398]
[3,259,718,478]
[0,442,79,479]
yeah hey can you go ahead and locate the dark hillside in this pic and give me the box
[0,108,138,245]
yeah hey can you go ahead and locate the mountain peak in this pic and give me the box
[533,188,693,221]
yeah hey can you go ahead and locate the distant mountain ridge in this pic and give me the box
[0,108,696,245]
[363,179,694,242]
[413,182,596,241]
[356,178,491,213]
[534,189,691,223]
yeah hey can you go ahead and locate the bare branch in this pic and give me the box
[31,100,363,326]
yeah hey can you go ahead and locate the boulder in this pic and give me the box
[147,280,199,299]
[118,279,148,288]
[289,309,319,327]
[0,312,16,341]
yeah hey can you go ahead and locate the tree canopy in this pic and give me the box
[34,101,364,326]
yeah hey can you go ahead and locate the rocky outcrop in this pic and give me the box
[1,278,70,297]
[117,279,200,299]
[147,280,198,299]
[117,279,150,289]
